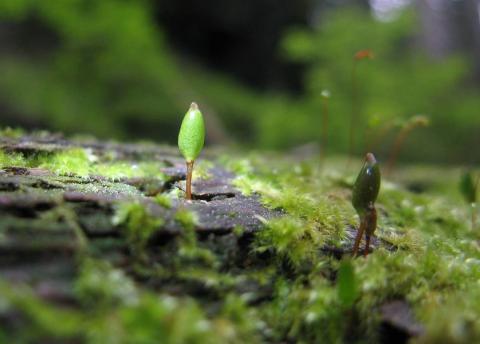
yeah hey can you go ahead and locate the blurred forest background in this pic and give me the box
[0,0,479,164]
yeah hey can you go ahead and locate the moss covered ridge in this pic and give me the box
[0,131,479,343]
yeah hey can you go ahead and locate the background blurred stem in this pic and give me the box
[349,61,358,161]
[386,116,429,176]
[320,90,330,161]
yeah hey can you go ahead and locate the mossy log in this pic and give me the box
[0,133,420,343]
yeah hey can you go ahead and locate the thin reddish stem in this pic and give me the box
[352,215,366,257]
[364,235,371,257]
[186,160,194,200]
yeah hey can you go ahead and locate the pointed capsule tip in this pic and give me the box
[365,153,376,164]
[190,102,199,111]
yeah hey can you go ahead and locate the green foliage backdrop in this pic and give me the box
[0,1,479,163]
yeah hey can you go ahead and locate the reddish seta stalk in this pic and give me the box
[352,204,377,257]
[385,116,429,176]
[348,50,374,164]
[185,161,194,200]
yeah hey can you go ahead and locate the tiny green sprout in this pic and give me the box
[352,153,381,257]
[460,171,478,230]
[320,89,330,160]
[385,115,430,176]
[178,102,205,200]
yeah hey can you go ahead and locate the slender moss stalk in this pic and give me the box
[352,153,381,257]
[178,102,205,200]
[348,49,374,161]
[320,90,330,160]
[185,161,194,200]
[385,115,429,176]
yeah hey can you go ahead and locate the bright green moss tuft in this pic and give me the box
[36,149,92,176]
[255,217,324,268]
[0,150,26,167]
[154,194,172,209]
[174,208,199,230]
[0,127,25,138]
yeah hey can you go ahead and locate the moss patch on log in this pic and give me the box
[0,131,479,343]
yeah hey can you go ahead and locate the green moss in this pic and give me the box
[0,126,25,138]
[174,208,217,267]
[192,159,214,180]
[232,225,245,237]
[0,150,26,167]
[75,258,138,308]
[96,161,167,180]
[255,217,323,269]
[112,201,164,254]
[3,135,480,342]
[337,259,358,308]
[0,146,167,181]
[220,152,480,341]
[174,208,199,231]
[154,193,172,209]
[0,280,84,341]
[35,149,92,176]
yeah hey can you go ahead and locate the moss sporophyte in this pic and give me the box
[460,171,478,230]
[178,102,205,200]
[349,49,374,160]
[352,153,381,257]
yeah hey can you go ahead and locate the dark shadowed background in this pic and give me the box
[0,0,479,163]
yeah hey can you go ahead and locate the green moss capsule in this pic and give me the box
[178,102,205,163]
[352,153,381,257]
[178,102,205,200]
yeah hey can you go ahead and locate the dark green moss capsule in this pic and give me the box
[352,153,381,216]
[352,153,381,257]
[460,171,477,204]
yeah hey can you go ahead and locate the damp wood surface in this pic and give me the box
[0,132,478,344]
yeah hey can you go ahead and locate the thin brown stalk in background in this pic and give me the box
[385,115,429,176]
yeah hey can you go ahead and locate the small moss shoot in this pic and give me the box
[178,102,206,200]
[351,153,381,256]
[320,89,331,160]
